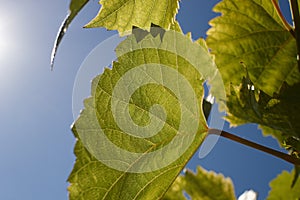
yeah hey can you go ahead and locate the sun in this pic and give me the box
[0,9,18,92]
[0,11,15,64]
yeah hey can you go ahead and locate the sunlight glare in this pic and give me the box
[0,11,15,65]
[0,10,19,95]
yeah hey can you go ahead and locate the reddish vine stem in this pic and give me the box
[290,0,300,72]
[208,128,300,166]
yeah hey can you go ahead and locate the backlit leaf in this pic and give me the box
[164,166,236,200]
[68,28,220,199]
[207,0,300,157]
[267,170,300,200]
[85,0,180,35]
[207,0,300,96]
[226,77,300,156]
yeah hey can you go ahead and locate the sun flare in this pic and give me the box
[0,12,15,64]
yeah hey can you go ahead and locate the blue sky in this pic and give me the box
[0,0,293,199]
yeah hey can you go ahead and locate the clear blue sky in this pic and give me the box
[0,0,293,199]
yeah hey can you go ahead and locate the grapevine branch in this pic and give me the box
[208,128,300,166]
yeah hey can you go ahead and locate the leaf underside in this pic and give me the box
[226,78,300,153]
[207,0,299,96]
[68,29,219,200]
[85,0,180,35]
[207,0,300,159]
[267,169,300,200]
[163,166,236,200]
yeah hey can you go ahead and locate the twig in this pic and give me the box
[208,128,300,166]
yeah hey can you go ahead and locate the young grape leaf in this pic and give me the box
[68,28,220,199]
[85,0,179,35]
[267,170,300,200]
[162,177,186,200]
[51,0,89,69]
[208,0,300,158]
[226,75,300,155]
[163,166,236,200]
[207,0,300,96]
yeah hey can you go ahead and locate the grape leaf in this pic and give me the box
[207,0,300,158]
[267,170,300,200]
[162,177,186,200]
[163,166,236,200]
[206,0,300,96]
[68,28,220,199]
[226,75,300,181]
[51,0,89,69]
[85,0,179,35]
[226,75,300,153]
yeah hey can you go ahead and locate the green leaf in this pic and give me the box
[68,29,220,199]
[162,177,186,200]
[206,0,300,158]
[51,0,89,69]
[206,0,300,96]
[85,0,180,35]
[267,170,300,200]
[163,166,236,200]
[291,166,300,188]
[226,76,300,154]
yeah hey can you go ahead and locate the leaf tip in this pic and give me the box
[50,14,71,70]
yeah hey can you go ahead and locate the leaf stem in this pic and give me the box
[290,0,300,71]
[272,0,295,37]
[208,128,300,166]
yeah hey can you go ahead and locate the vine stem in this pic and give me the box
[208,128,300,166]
[290,0,300,71]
